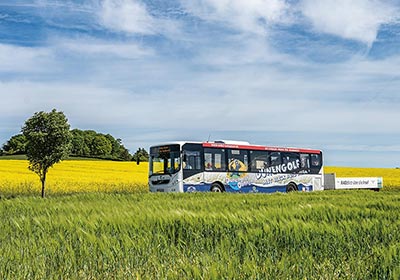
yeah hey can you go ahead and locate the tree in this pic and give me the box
[70,129,90,156]
[22,109,71,198]
[91,134,112,156]
[2,134,26,155]
[69,129,132,160]
[132,148,149,164]
[108,136,131,161]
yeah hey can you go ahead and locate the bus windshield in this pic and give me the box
[149,144,181,175]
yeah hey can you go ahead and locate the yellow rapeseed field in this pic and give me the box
[1,160,399,195]
[0,160,149,195]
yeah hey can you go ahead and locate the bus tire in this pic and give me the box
[286,182,298,193]
[211,183,224,192]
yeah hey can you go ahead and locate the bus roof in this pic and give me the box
[150,141,322,154]
[202,142,322,154]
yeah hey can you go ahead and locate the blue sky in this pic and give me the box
[1,0,400,167]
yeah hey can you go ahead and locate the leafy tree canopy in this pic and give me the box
[22,109,72,198]
[132,148,149,163]
[2,134,26,155]
[70,129,132,161]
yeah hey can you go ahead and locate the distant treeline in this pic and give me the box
[1,129,148,162]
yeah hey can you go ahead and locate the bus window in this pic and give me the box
[205,152,212,170]
[268,152,281,167]
[228,149,248,172]
[183,151,201,170]
[282,152,300,164]
[311,154,321,167]
[310,153,322,174]
[300,154,310,171]
[249,150,268,172]
[282,152,301,173]
[204,148,226,171]
[174,157,180,171]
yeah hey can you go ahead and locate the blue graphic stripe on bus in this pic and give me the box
[184,184,211,193]
[184,183,313,193]
[228,181,240,191]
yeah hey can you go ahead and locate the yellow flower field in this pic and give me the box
[1,160,399,195]
[0,160,149,195]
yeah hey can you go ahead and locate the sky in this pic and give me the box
[1,0,400,167]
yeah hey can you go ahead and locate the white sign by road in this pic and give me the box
[335,177,383,189]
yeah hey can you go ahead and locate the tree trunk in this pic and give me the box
[41,172,46,198]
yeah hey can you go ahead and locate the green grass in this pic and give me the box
[1,191,399,279]
[0,154,27,160]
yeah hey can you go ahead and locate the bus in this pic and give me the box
[148,140,323,193]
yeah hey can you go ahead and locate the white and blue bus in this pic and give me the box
[149,140,323,193]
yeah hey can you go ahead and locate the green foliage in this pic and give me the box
[132,147,149,163]
[2,134,26,155]
[91,135,112,156]
[70,129,90,156]
[0,191,399,279]
[21,109,72,198]
[70,129,131,161]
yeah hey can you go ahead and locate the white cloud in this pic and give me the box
[191,34,308,68]
[181,0,291,34]
[181,0,399,46]
[0,44,54,73]
[99,0,156,34]
[98,0,182,38]
[57,38,154,59]
[300,0,399,46]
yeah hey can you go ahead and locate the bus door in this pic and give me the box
[182,144,204,186]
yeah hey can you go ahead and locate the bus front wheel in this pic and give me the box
[211,183,223,192]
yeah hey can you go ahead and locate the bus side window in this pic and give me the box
[204,148,226,171]
[269,152,281,167]
[310,153,322,174]
[311,154,321,167]
[300,154,310,172]
[282,152,300,164]
[249,150,268,172]
[228,149,248,172]
[183,151,201,170]
[204,152,213,170]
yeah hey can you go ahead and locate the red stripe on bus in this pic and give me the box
[202,142,321,154]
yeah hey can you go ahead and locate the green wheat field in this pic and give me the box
[1,161,400,279]
[1,191,399,279]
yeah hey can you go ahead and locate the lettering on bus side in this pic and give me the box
[256,159,301,179]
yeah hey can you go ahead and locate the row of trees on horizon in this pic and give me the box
[1,129,149,162]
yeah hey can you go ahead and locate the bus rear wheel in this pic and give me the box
[211,183,223,192]
[286,183,298,193]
